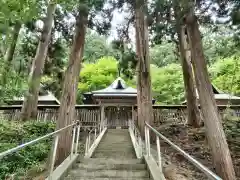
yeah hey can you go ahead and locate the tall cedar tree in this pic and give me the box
[21,2,57,120]
[184,3,236,179]
[55,2,88,165]
[173,0,202,127]
[4,23,21,66]
[1,23,22,84]
[135,0,153,136]
[54,0,113,165]
[148,0,201,127]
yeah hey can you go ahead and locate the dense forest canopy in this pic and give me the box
[0,0,239,106]
[1,26,239,104]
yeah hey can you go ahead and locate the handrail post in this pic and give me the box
[75,122,81,154]
[156,135,162,172]
[85,137,88,156]
[49,134,59,180]
[139,135,142,156]
[88,134,91,150]
[94,128,97,140]
[70,126,76,159]
[147,126,150,157]
[145,126,148,156]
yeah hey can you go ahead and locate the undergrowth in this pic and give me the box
[0,120,55,179]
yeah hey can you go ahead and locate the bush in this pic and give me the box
[0,120,55,179]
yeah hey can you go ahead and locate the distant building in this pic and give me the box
[83,77,155,105]
[183,84,240,105]
[83,77,138,105]
[82,77,156,128]
[7,88,60,105]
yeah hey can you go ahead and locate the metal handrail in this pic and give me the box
[144,122,222,180]
[85,126,98,154]
[0,123,76,159]
[0,121,81,180]
[85,119,107,156]
[128,120,143,158]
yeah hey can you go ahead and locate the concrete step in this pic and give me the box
[92,153,136,159]
[65,177,149,180]
[64,129,150,180]
[75,162,146,170]
[94,150,134,154]
[93,129,136,158]
[96,148,133,150]
[69,169,149,178]
[97,146,132,150]
[78,158,143,164]
[95,145,134,148]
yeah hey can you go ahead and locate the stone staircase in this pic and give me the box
[65,129,150,180]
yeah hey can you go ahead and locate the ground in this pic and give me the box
[155,121,240,180]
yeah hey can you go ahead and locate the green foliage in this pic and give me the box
[0,0,239,108]
[210,56,240,96]
[22,121,55,138]
[111,40,137,79]
[151,63,185,104]
[119,49,137,79]
[0,0,39,32]
[150,41,179,67]
[42,38,69,98]
[77,56,185,104]
[83,31,117,63]
[78,57,118,90]
[0,121,55,179]
[77,56,118,103]
[202,27,238,65]
[0,60,27,104]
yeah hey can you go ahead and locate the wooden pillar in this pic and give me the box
[100,105,105,130]
[132,105,134,122]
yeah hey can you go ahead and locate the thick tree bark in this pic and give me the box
[173,1,201,127]
[179,27,202,127]
[55,4,88,165]
[185,14,236,180]
[21,3,56,121]
[135,0,153,136]
[4,23,21,63]
[1,23,21,83]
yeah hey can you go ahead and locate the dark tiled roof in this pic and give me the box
[92,77,137,95]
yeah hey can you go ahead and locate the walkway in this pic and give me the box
[65,129,150,179]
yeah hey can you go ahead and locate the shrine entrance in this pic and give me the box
[105,106,132,128]
[83,77,137,129]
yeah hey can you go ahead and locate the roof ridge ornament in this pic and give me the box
[110,77,127,89]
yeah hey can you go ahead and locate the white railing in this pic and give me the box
[85,119,107,156]
[128,120,143,158]
[0,120,81,180]
[144,122,222,180]
[85,127,97,155]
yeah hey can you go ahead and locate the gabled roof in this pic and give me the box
[13,91,60,104]
[92,77,137,96]
[214,93,240,100]
[212,84,223,94]
[183,84,240,104]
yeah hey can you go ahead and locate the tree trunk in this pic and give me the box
[173,1,201,128]
[185,14,236,180]
[21,2,56,121]
[4,23,21,63]
[1,23,21,83]
[55,4,88,166]
[135,0,153,136]
[179,27,202,127]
